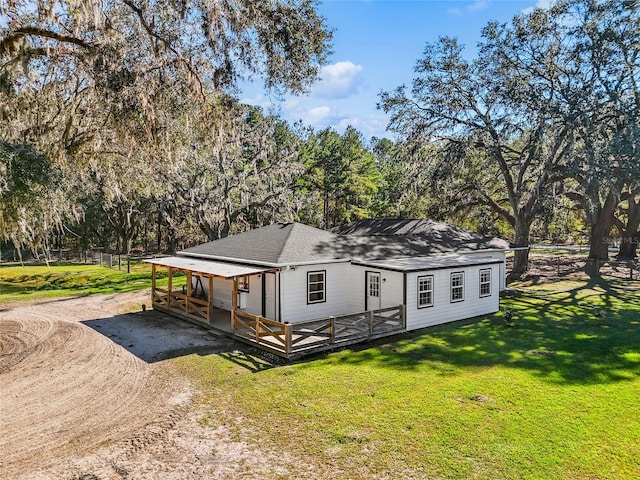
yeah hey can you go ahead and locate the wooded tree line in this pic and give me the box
[1,0,638,279]
[381,0,640,276]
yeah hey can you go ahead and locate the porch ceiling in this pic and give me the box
[144,256,274,278]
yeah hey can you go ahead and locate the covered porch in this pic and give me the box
[146,256,274,335]
[145,257,407,359]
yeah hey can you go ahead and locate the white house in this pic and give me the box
[146,220,508,358]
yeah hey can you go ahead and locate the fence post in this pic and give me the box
[368,310,374,337]
[255,316,261,344]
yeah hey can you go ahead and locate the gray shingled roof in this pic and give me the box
[331,219,509,250]
[181,222,346,266]
[180,220,509,267]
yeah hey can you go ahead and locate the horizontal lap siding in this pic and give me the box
[280,263,350,323]
[347,265,404,311]
[211,277,232,310]
[460,251,507,291]
[347,266,364,312]
[203,275,262,314]
[405,264,500,331]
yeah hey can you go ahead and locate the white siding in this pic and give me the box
[460,250,507,291]
[379,270,404,309]
[346,265,404,311]
[280,262,350,323]
[192,274,264,315]
[405,263,500,331]
[211,277,233,310]
[346,266,364,312]
[243,274,263,316]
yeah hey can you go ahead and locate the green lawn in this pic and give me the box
[0,261,176,302]
[174,279,640,479]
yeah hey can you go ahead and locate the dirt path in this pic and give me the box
[0,292,303,479]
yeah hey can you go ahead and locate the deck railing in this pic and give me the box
[232,304,406,357]
[153,288,210,322]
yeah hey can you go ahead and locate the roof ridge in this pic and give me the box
[276,222,336,264]
[275,222,298,264]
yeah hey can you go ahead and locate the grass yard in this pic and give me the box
[175,278,640,479]
[0,261,175,303]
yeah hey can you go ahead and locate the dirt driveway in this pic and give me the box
[0,291,296,479]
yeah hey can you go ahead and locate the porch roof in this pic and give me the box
[144,256,274,279]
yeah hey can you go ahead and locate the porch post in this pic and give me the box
[232,277,238,331]
[167,267,173,307]
[285,323,292,355]
[151,263,156,303]
[368,310,374,336]
[186,271,192,316]
[401,304,407,329]
[208,274,214,324]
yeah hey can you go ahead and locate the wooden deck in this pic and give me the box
[152,299,406,359]
[149,261,406,358]
[231,305,406,359]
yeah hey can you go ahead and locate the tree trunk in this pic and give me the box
[615,194,640,261]
[585,193,617,276]
[508,220,531,281]
[617,234,639,261]
[586,221,612,277]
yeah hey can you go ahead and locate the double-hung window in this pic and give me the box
[307,271,326,304]
[479,269,491,297]
[450,272,464,302]
[417,275,434,308]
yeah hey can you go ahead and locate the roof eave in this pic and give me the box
[179,251,282,268]
[179,251,352,268]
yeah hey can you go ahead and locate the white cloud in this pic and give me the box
[336,115,390,140]
[239,93,272,109]
[522,0,557,14]
[467,1,490,12]
[448,1,490,15]
[312,61,363,99]
[299,106,343,127]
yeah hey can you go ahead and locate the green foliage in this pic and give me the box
[0,0,332,255]
[0,261,169,302]
[176,279,640,479]
[0,141,66,255]
[301,126,382,227]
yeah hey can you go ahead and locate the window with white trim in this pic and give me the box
[450,272,464,302]
[479,269,491,297]
[307,271,326,304]
[417,275,434,308]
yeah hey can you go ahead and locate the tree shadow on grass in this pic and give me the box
[325,279,640,385]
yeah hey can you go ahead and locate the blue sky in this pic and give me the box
[241,0,553,140]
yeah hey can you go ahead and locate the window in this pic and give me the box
[368,274,380,298]
[238,275,249,292]
[417,275,434,308]
[450,272,464,302]
[307,271,326,304]
[479,269,491,297]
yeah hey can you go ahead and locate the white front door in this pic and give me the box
[366,271,381,311]
[264,272,277,320]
